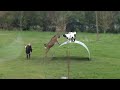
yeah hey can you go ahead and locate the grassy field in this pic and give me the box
[0,30,120,79]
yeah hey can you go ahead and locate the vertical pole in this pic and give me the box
[96,11,99,41]
[66,46,70,79]
[43,49,46,79]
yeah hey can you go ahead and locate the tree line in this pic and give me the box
[0,11,120,33]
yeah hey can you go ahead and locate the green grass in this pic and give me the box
[0,31,120,79]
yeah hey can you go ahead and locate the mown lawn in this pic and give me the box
[0,30,120,79]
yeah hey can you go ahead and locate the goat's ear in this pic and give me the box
[63,34,66,37]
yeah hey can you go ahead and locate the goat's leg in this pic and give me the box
[26,54,28,59]
[57,41,60,45]
[45,49,49,57]
[29,54,30,59]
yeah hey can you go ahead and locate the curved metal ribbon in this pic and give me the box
[59,40,90,60]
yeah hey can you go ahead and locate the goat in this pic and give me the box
[44,34,60,57]
[25,43,32,59]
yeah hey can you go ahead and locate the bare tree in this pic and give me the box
[20,11,23,30]
[54,11,66,32]
[98,11,113,33]
[53,11,74,32]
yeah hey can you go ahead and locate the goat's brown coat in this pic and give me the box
[44,34,60,56]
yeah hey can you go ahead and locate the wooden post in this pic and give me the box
[66,46,70,79]
[43,48,47,79]
[96,11,99,41]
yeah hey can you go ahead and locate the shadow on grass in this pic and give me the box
[51,56,91,61]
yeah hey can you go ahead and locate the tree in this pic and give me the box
[98,11,114,33]
[53,11,70,32]
[20,11,23,30]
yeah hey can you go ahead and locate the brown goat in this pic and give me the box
[44,34,60,57]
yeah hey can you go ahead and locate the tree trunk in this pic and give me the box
[20,11,23,31]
